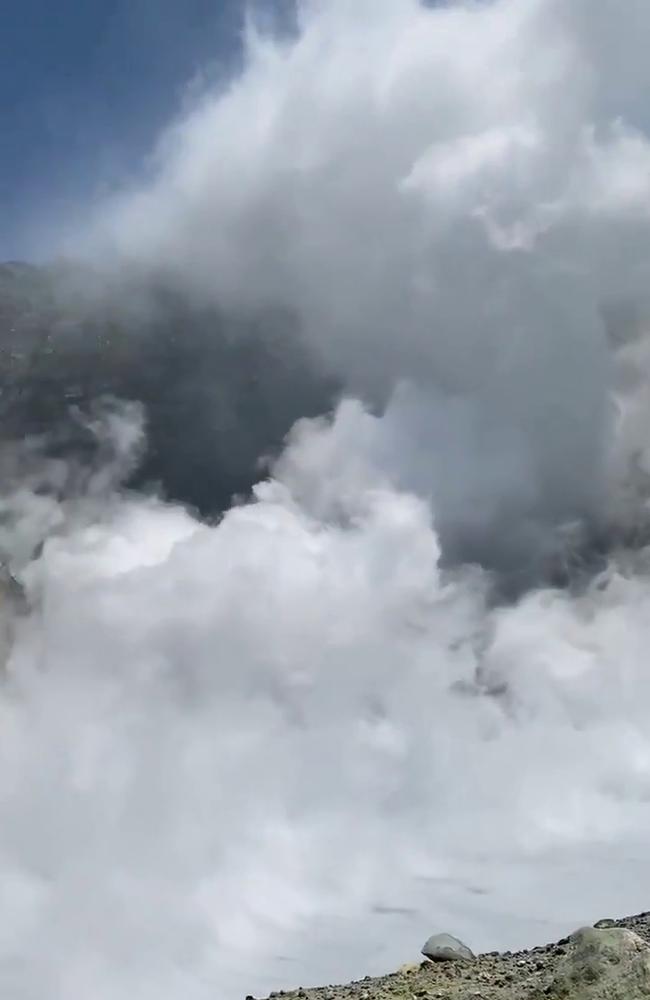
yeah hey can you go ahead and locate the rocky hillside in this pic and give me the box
[0,261,337,516]
[252,912,650,1000]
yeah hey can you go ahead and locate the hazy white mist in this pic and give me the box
[4,1,650,997]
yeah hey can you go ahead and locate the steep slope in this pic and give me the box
[0,261,338,518]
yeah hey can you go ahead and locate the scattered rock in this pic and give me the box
[421,934,475,963]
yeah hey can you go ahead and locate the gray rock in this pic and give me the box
[421,933,475,963]
[548,926,650,999]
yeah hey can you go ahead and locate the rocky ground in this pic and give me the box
[251,912,650,1000]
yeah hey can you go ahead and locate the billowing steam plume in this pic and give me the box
[3,3,650,999]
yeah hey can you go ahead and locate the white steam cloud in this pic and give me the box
[5,2,650,999]
[86,0,650,561]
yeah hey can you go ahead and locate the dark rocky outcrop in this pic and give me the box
[0,260,338,517]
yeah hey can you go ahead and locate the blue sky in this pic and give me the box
[0,0,261,259]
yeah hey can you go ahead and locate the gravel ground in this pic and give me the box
[249,911,650,1000]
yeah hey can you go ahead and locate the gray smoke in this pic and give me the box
[55,0,650,579]
[5,6,650,1000]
